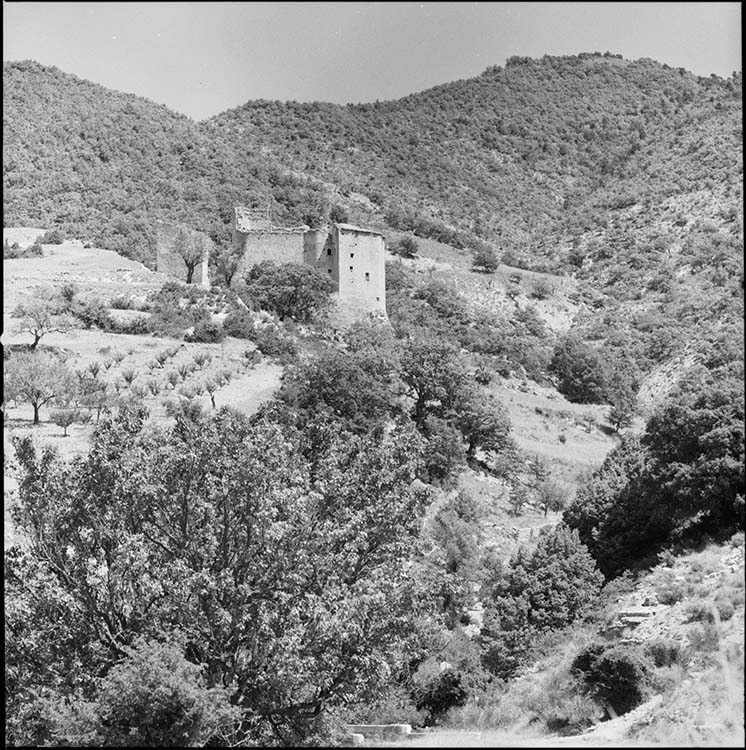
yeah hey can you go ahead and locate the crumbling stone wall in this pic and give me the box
[155,222,211,287]
[234,228,308,272]
[232,207,309,272]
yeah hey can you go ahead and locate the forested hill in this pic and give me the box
[3,54,742,275]
[207,54,742,262]
[2,60,331,260]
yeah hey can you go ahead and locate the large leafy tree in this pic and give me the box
[400,337,473,427]
[549,334,609,404]
[278,344,404,435]
[241,261,335,323]
[642,368,745,538]
[6,405,430,746]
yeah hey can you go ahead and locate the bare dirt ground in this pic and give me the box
[2,237,172,313]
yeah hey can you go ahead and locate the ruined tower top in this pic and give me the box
[234,206,272,232]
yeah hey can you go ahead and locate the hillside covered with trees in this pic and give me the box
[4,54,742,266]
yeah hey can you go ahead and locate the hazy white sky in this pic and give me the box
[3,2,742,120]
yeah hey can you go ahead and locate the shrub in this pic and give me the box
[109,295,134,310]
[109,316,150,335]
[687,622,720,652]
[392,235,419,259]
[645,638,687,668]
[253,326,298,362]
[192,351,211,368]
[472,246,499,273]
[38,229,65,244]
[71,300,113,330]
[572,642,653,717]
[60,284,78,305]
[44,637,239,747]
[223,308,255,339]
[3,239,21,258]
[185,319,225,344]
[686,599,736,623]
[179,383,204,400]
[120,369,138,386]
[329,204,349,223]
[413,668,468,726]
[530,278,554,300]
[655,579,692,605]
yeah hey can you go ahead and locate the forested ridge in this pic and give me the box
[4,53,742,266]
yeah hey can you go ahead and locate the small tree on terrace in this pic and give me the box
[174,229,206,285]
[50,405,87,437]
[13,294,72,350]
[4,351,77,424]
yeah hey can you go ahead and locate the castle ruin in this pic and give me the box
[154,207,387,326]
[232,207,387,326]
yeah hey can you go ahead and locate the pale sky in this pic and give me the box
[3,2,742,120]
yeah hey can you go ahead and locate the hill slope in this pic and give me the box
[3,55,743,385]
[4,55,742,262]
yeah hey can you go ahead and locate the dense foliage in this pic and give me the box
[239,261,336,323]
[6,405,430,746]
[480,526,604,679]
[565,367,745,577]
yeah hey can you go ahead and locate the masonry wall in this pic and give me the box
[233,229,307,274]
[331,225,387,325]
[155,222,211,286]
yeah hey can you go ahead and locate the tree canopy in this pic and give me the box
[6,405,431,746]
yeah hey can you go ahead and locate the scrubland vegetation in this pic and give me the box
[3,51,744,746]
